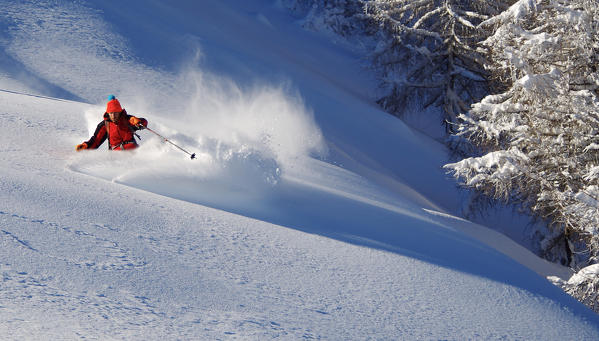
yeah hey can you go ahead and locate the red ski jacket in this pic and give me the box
[85,110,147,150]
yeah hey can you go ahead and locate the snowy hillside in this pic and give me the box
[1,0,599,339]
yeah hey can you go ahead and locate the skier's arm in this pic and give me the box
[84,121,108,149]
[128,115,147,130]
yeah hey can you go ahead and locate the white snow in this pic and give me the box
[1,0,599,339]
[480,0,537,26]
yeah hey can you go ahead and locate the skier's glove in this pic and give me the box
[129,116,146,128]
[76,143,88,151]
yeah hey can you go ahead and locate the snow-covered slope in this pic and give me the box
[1,0,599,339]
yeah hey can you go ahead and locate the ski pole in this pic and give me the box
[139,125,196,159]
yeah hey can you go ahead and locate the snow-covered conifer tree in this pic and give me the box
[365,0,511,129]
[446,0,599,268]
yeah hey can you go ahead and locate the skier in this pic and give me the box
[76,95,147,151]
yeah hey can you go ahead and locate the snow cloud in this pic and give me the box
[76,56,327,206]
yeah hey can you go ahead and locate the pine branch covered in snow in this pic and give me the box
[364,0,511,130]
[550,264,599,312]
[446,0,599,269]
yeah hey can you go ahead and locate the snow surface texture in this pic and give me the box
[1,0,599,339]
